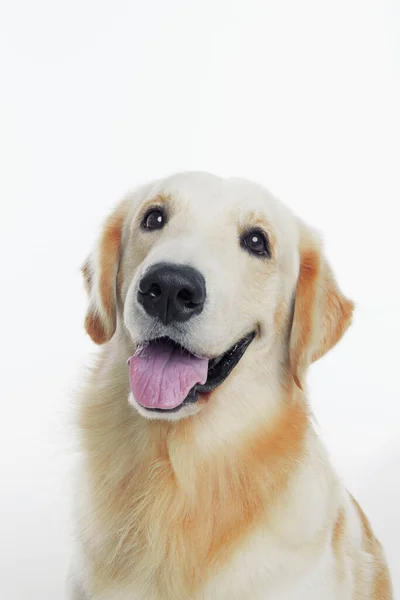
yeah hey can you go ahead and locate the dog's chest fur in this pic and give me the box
[77,387,351,600]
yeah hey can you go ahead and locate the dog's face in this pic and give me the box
[83,172,353,420]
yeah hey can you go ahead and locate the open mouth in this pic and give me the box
[127,332,255,413]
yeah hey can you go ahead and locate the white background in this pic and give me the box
[0,0,399,598]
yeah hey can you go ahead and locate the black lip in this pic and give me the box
[145,331,256,413]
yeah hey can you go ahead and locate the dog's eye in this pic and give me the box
[142,208,165,231]
[241,229,270,257]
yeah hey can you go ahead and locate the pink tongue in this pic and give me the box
[128,341,208,410]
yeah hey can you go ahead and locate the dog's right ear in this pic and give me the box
[82,201,129,344]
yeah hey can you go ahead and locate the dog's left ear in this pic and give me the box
[82,201,129,344]
[289,227,354,389]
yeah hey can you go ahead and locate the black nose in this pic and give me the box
[138,263,206,325]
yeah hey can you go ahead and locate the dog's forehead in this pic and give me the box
[158,171,224,205]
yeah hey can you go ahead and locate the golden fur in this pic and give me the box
[73,172,392,600]
[79,375,309,598]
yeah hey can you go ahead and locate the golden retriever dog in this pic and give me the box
[71,172,392,599]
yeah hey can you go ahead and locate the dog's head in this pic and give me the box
[83,172,353,420]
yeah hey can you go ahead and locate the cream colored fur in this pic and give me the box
[72,172,392,599]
